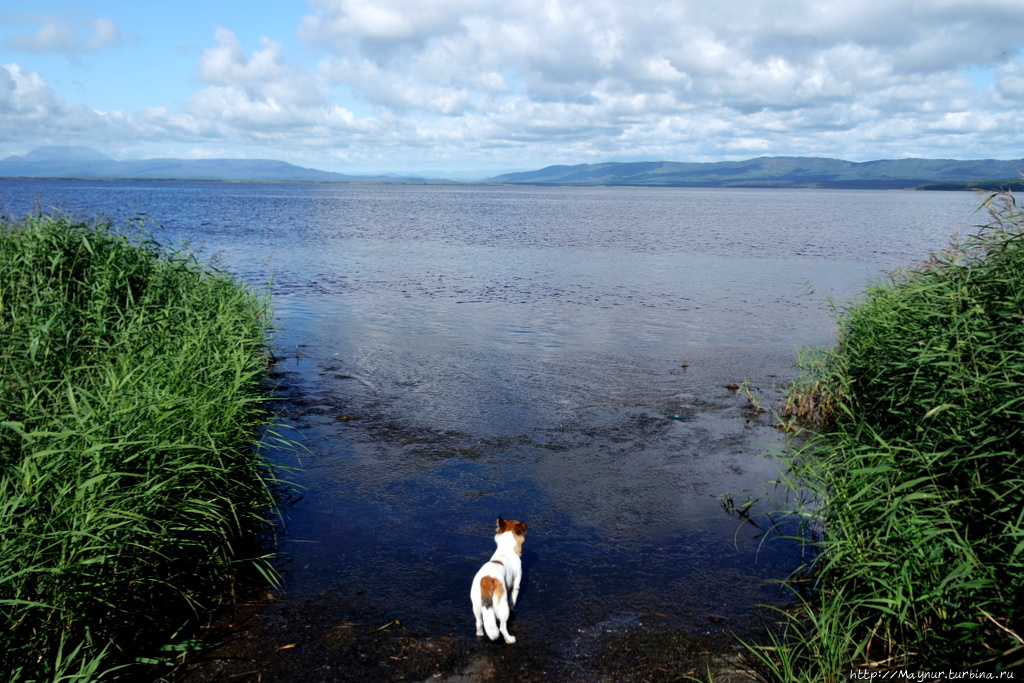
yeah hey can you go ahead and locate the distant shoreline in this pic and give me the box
[3,147,1022,189]
[3,175,1020,191]
[0,175,457,185]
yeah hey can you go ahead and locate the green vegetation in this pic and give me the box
[752,192,1024,678]
[0,213,281,680]
[918,180,1024,192]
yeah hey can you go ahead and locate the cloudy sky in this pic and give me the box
[1,0,1023,176]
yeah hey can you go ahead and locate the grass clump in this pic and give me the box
[753,192,1024,678]
[0,212,281,680]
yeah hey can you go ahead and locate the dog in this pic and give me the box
[470,516,527,644]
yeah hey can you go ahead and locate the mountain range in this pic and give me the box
[487,157,1024,189]
[0,146,431,183]
[1,147,1022,189]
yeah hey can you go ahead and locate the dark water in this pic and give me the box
[0,180,983,671]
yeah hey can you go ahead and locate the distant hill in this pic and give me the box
[0,146,431,183]
[6,148,1020,188]
[487,157,1024,189]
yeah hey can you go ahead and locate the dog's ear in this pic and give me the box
[517,522,528,535]
[495,516,505,532]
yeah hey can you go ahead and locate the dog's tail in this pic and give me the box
[479,576,504,641]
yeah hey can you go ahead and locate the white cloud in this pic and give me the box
[0,63,96,126]
[194,28,332,109]
[295,0,1024,128]
[996,60,1024,101]
[0,63,140,156]
[299,0,480,45]
[3,17,127,55]
[3,0,1024,172]
[0,62,55,114]
[184,148,220,159]
[180,26,379,144]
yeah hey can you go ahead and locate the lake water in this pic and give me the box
[0,180,985,676]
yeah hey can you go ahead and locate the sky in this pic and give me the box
[1,0,1023,177]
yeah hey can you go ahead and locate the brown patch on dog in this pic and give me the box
[479,576,504,609]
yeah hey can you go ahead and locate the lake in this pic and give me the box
[0,180,984,678]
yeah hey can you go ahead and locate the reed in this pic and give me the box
[752,192,1024,678]
[0,213,281,679]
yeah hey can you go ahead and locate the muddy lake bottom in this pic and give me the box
[167,343,807,683]
[167,590,775,682]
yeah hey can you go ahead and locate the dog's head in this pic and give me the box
[495,516,527,555]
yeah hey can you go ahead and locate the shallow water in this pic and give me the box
[0,181,984,674]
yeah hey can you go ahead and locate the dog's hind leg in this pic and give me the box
[473,601,485,637]
[495,600,515,644]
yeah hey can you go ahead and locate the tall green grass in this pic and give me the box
[0,212,281,680]
[752,192,1024,678]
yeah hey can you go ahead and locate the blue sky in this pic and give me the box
[2,0,1023,176]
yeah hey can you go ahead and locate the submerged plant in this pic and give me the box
[778,347,837,430]
[736,379,765,413]
[0,213,283,679]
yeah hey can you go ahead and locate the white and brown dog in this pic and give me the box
[470,516,527,644]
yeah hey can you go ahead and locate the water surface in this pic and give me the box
[0,181,984,675]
